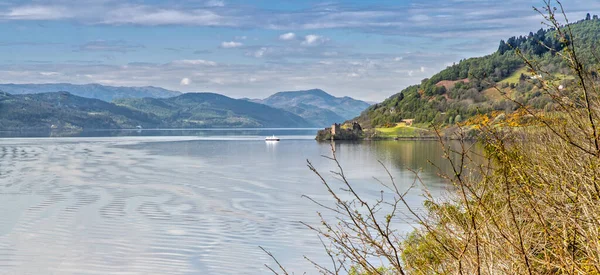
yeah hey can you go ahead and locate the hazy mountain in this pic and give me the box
[0,83,181,102]
[115,92,313,128]
[281,103,346,128]
[0,91,160,130]
[252,89,371,127]
[0,91,313,130]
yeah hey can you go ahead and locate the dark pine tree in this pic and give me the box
[498,40,510,54]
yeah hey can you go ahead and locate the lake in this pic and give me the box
[0,129,454,274]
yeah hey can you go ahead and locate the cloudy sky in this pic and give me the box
[0,0,597,101]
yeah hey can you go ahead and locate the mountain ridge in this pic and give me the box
[251,89,371,127]
[0,91,314,131]
[114,92,313,128]
[0,91,160,131]
[0,83,181,102]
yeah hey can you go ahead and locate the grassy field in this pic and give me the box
[375,123,429,138]
[499,67,529,84]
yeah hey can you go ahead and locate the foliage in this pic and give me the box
[354,12,600,129]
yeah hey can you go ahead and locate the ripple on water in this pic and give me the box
[0,138,435,274]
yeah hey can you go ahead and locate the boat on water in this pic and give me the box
[265,135,280,141]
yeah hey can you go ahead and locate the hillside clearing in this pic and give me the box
[375,123,429,138]
[499,67,529,84]
[435,78,470,90]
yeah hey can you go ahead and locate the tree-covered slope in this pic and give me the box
[0,83,181,102]
[355,16,600,129]
[0,91,160,130]
[254,89,371,126]
[283,103,346,127]
[115,92,313,128]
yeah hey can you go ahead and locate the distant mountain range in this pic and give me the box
[0,83,181,102]
[0,84,370,130]
[248,89,371,127]
[0,91,159,131]
[114,93,312,128]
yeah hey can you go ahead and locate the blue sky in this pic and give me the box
[0,0,598,101]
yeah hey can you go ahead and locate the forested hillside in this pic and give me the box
[0,92,160,130]
[355,16,600,129]
[0,91,314,131]
[115,93,312,128]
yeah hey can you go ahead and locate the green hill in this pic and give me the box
[353,17,600,130]
[251,89,371,127]
[0,91,160,131]
[115,92,313,128]
[0,91,314,131]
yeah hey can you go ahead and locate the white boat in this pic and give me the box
[265,135,280,141]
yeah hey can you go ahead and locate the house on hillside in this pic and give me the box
[400,119,414,126]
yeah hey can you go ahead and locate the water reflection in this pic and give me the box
[326,140,482,188]
[265,140,279,153]
[0,135,477,274]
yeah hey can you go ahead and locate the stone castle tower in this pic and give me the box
[331,123,341,136]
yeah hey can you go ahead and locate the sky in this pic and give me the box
[0,0,598,101]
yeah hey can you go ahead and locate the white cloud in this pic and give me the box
[102,6,231,26]
[39,72,61,76]
[252,47,268,58]
[3,5,72,20]
[220,41,243,48]
[420,66,426,72]
[205,0,225,7]
[302,34,327,46]
[394,57,403,61]
[171,59,217,66]
[279,32,296,41]
[180,77,191,85]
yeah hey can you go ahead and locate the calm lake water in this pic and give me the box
[0,129,454,274]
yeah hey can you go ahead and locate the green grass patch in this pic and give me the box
[375,124,426,138]
[500,67,575,86]
[500,67,529,84]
